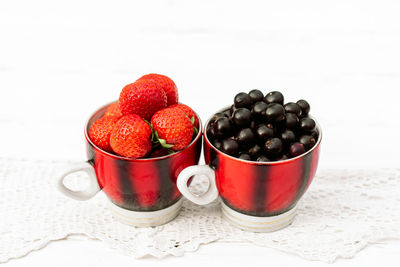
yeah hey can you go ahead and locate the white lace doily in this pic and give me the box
[1,157,399,263]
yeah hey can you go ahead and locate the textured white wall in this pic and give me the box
[1,1,399,169]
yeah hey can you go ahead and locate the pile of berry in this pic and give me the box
[88,74,199,159]
[206,90,318,162]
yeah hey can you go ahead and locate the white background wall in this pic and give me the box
[1,0,400,266]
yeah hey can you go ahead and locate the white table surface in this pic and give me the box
[1,0,400,266]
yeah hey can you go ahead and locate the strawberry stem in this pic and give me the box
[145,120,156,142]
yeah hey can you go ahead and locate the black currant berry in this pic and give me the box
[285,113,299,129]
[238,153,252,160]
[248,89,264,103]
[265,103,285,122]
[276,154,289,161]
[221,138,239,156]
[289,143,305,157]
[248,144,262,159]
[232,108,251,127]
[299,117,316,132]
[264,91,284,105]
[235,128,255,149]
[212,112,228,122]
[280,129,296,145]
[257,155,270,162]
[251,101,268,119]
[234,92,252,108]
[299,135,316,150]
[230,104,237,115]
[255,124,274,142]
[264,137,283,155]
[311,130,319,140]
[213,117,233,138]
[284,102,301,116]
[275,117,287,131]
[297,99,310,117]
[223,108,231,117]
[213,139,222,150]
[266,123,276,132]
[206,125,216,140]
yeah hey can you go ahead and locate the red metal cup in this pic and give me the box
[177,107,321,232]
[57,102,202,226]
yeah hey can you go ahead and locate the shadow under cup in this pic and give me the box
[177,111,321,232]
[58,102,203,227]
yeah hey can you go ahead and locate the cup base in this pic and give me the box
[221,201,297,232]
[108,198,183,227]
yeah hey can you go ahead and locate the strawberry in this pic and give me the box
[138,73,178,106]
[119,79,167,120]
[88,116,118,153]
[110,114,152,158]
[151,107,193,151]
[169,103,199,128]
[104,102,123,119]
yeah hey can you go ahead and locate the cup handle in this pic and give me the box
[57,162,100,201]
[177,165,219,205]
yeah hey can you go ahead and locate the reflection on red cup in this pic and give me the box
[177,107,321,232]
[57,102,202,227]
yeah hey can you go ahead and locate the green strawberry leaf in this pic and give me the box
[190,115,195,124]
[152,130,174,149]
[193,126,198,135]
[159,138,174,149]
